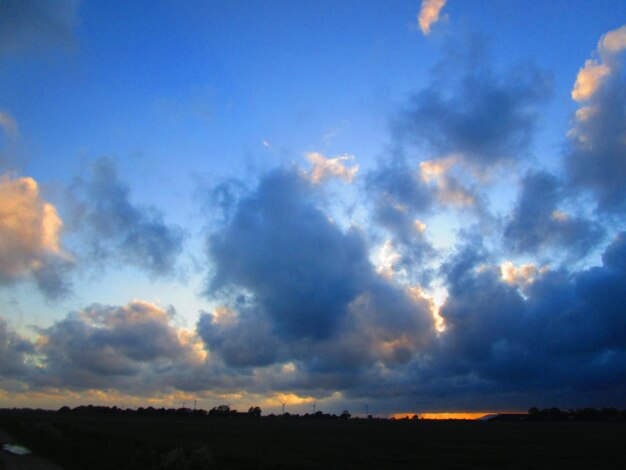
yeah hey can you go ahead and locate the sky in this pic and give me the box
[1,0,626,417]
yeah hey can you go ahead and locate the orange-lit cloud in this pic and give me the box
[374,239,402,279]
[211,306,239,326]
[500,261,546,288]
[572,25,626,103]
[418,0,447,35]
[572,60,610,102]
[0,174,68,281]
[420,156,475,206]
[407,286,446,333]
[305,152,359,184]
[600,24,626,54]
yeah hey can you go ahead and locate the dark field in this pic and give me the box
[1,411,626,469]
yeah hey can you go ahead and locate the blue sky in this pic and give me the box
[1,0,626,416]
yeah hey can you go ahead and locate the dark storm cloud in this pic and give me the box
[566,64,626,214]
[71,157,184,277]
[504,171,604,256]
[206,168,372,340]
[0,0,79,55]
[395,43,551,167]
[422,232,626,407]
[199,167,435,369]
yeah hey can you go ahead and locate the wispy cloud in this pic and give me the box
[70,157,185,277]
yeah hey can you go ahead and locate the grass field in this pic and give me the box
[1,411,625,469]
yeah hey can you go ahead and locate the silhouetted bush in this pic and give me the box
[159,443,217,470]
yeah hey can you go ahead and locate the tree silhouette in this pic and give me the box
[248,406,262,418]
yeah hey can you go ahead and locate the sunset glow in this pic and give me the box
[391,412,505,420]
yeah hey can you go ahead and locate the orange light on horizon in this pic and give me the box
[390,412,510,420]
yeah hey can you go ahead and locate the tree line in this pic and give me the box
[54,404,353,419]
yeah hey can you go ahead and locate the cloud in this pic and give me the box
[416,232,626,408]
[366,158,434,245]
[0,317,34,380]
[201,167,435,374]
[304,152,359,184]
[71,157,184,276]
[503,171,604,257]
[601,25,626,53]
[571,26,626,102]
[365,153,482,283]
[0,0,79,55]
[365,166,436,281]
[206,168,373,340]
[395,42,550,168]
[419,156,476,206]
[500,261,543,289]
[197,307,280,368]
[3,231,626,410]
[31,301,205,392]
[566,24,626,214]
[418,0,447,36]
[572,60,610,102]
[0,174,72,298]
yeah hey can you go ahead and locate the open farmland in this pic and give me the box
[1,410,625,469]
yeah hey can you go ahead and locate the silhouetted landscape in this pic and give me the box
[2,405,626,469]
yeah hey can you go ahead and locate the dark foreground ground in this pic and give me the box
[1,411,625,469]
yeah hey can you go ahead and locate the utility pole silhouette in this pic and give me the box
[281,402,286,414]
